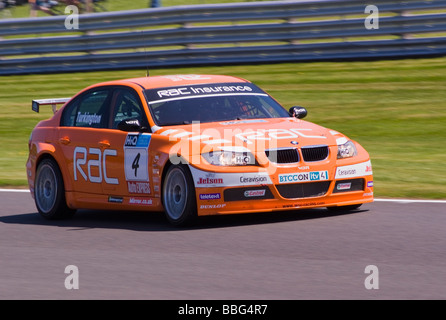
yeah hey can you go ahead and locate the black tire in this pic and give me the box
[34,158,75,219]
[326,204,362,212]
[162,164,197,226]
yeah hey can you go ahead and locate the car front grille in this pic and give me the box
[276,181,331,199]
[301,145,329,162]
[265,148,299,164]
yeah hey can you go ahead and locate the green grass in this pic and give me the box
[1,57,446,199]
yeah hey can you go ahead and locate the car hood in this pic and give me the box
[155,117,347,154]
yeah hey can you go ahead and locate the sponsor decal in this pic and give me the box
[220,119,267,125]
[108,196,123,203]
[189,166,272,188]
[125,133,151,148]
[128,181,151,194]
[278,171,329,184]
[199,193,221,200]
[146,83,267,104]
[240,176,268,184]
[129,197,153,205]
[161,75,212,82]
[73,147,119,185]
[197,177,224,185]
[76,112,101,125]
[337,182,352,191]
[124,133,151,182]
[244,189,266,197]
[200,204,227,209]
[363,192,374,197]
[283,201,325,208]
[367,181,374,187]
[235,128,326,145]
[335,160,373,179]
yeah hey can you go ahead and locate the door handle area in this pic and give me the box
[98,140,111,148]
[58,137,71,145]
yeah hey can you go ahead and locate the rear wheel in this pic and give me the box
[162,165,197,226]
[34,158,75,219]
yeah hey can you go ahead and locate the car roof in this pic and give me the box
[95,74,249,90]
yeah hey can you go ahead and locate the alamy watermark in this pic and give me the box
[64,265,79,290]
[61,4,380,31]
[364,264,379,290]
[365,5,380,30]
[64,5,79,30]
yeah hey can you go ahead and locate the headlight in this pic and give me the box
[337,140,357,159]
[202,150,256,166]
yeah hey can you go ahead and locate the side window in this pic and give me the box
[111,88,148,129]
[61,89,111,128]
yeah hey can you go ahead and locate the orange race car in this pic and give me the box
[27,74,373,225]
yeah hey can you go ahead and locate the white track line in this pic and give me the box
[0,189,30,193]
[0,188,445,204]
[374,198,446,204]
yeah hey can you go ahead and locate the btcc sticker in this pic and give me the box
[124,133,151,182]
[189,166,272,188]
[335,160,373,179]
[278,171,329,184]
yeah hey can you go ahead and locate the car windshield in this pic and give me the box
[144,82,289,126]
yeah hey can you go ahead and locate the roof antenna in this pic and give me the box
[142,30,150,77]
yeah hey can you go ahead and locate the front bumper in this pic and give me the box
[190,160,374,216]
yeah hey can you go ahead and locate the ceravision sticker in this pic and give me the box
[335,160,373,179]
[124,133,152,194]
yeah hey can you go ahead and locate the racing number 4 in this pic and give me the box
[124,133,151,182]
[132,153,141,177]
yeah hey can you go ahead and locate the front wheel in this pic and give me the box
[162,165,197,226]
[34,158,75,219]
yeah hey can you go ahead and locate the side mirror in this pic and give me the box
[289,106,307,119]
[117,119,142,132]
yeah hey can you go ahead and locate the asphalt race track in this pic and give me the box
[1,190,445,300]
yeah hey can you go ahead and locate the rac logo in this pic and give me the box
[73,147,119,184]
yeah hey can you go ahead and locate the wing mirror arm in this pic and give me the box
[117,119,144,132]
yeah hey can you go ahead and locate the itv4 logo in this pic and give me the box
[310,171,328,181]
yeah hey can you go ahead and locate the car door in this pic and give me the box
[100,87,153,203]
